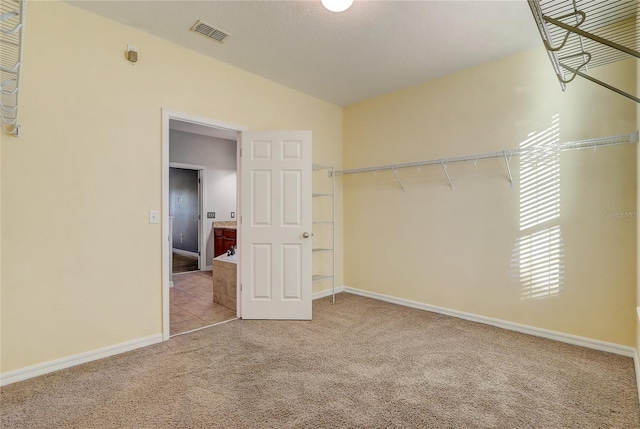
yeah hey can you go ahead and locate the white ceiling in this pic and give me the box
[69,0,542,106]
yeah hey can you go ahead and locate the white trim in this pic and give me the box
[342,286,635,357]
[162,108,247,341]
[171,248,199,258]
[206,264,213,271]
[170,317,239,338]
[169,162,206,170]
[0,334,163,386]
[313,285,345,301]
[236,133,242,319]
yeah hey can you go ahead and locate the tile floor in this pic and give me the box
[170,270,237,336]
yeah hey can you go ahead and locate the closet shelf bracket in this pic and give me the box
[503,153,513,187]
[441,162,453,190]
[391,167,405,192]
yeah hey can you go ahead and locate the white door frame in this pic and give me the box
[169,162,206,271]
[161,108,247,340]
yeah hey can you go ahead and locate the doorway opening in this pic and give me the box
[162,109,247,339]
[169,165,202,274]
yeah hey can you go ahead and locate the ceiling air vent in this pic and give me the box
[190,20,231,44]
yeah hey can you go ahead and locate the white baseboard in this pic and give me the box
[3,289,632,387]
[172,248,198,258]
[205,264,213,271]
[343,286,635,357]
[313,285,345,300]
[0,334,163,387]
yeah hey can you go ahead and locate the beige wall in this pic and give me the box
[2,0,636,378]
[0,1,343,373]
[343,49,637,346]
[0,120,3,372]
[637,60,640,365]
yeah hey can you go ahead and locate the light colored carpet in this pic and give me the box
[2,293,638,428]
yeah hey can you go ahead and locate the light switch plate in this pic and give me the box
[149,210,159,224]
[231,212,235,218]
[207,212,215,219]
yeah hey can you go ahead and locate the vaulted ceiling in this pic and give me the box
[69,0,542,106]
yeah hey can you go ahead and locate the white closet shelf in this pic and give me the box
[312,163,336,302]
[0,0,26,136]
[528,0,640,103]
[334,132,637,191]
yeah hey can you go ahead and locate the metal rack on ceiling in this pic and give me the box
[1,0,26,136]
[528,0,639,103]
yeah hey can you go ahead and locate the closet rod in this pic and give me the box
[561,63,640,103]
[334,132,638,176]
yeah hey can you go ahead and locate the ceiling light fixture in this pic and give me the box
[321,0,354,13]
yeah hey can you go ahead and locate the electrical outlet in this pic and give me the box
[207,212,215,219]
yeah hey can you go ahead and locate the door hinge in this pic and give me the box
[198,178,201,184]
[240,283,243,291]
[240,148,243,157]
[198,214,201,220]
[198,251,201,256]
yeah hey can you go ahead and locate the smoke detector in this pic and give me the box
[190,20,231,44]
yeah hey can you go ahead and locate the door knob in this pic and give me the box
[303,232,311,239]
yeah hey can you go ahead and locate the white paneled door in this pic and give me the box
[240,130,312,319]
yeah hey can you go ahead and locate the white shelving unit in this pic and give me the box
[1,0,26,136]
[312,163,336,303]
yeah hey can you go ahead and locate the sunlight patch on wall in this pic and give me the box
[515,226,565,300]
[519,115,560,231]
[515,114,565,300]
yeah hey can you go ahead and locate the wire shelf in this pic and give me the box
[1,0,25,135]
[335,132,638,191]
[529,0,640,102]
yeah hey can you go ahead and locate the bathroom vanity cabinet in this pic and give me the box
[214,228,236,257]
